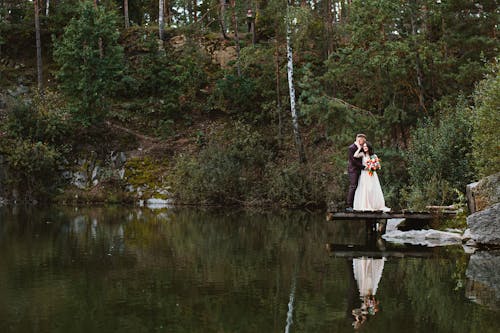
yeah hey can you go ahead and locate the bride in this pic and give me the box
[353,142,390,212]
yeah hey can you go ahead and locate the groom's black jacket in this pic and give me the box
[348,143,363,173]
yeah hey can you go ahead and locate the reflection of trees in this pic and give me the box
[385,256,498,333]
[0,207,499,332]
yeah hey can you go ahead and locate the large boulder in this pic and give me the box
[466,203,500,246]
[466,172,500,214]
[466,251,500,310]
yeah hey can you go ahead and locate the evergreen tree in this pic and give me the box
[53,1,124,126]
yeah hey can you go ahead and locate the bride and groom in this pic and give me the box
[346,134,390,212]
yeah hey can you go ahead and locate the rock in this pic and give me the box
[170,34,186,49]
[146,197,174,209]
[462,244,476,254]
[382,229,463,247]
[71,171,88,189]
[0,98,6,109]
[462,228,472,242]
[467,172,500,214]
[465,251,500,310]
[212,46,237,68]
[385,218,405,232]
[466,203,500,246]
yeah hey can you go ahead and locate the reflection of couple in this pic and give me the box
[347,134,390,212]
[351,257,385,329]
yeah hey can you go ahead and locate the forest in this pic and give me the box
[0,0,498,209]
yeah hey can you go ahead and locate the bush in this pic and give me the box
[171,122,270,205]
[2,140,62,201]
[472,61,500,178]
[5,93,71,147]
[264,162,327,207]
[403,104,473,209]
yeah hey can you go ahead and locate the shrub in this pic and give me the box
[471,61,500,178]
[2,140,62,201]
[171,122,270,205]
[403,104,473,209]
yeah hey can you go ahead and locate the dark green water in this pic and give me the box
[0,206,498,333]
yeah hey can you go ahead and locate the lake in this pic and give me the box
[0,206,499,332]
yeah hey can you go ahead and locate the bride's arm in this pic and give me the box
[353,146,363,158]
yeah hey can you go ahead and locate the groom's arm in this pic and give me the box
[348,145,364,170]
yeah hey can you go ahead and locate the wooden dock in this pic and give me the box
[326,210,458,221]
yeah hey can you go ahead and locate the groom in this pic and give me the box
[346,134,366,211]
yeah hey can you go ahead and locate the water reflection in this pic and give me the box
[466,251,500,310]
[351,257,384,329]
[0,206,499,333]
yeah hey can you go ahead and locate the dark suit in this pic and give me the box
[347,143,363,207]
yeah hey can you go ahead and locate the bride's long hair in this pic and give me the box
[364,142,375,156]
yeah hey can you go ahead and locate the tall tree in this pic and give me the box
[34,0,43,92]
[124,0,130,28]
[53,2,124,126]
[219,0,228,39]
[231,0,241,76]
[286,0,306,163]
[159,0,164,40]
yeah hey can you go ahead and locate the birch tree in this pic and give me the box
[286,0,306,163]
[159,0,165,40]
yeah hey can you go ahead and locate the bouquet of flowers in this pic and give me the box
[365,155,381,176]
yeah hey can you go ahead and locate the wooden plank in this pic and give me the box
[326,210,457,221]
[325,243,434,258]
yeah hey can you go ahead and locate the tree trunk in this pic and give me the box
[219,0,228,39]
[159,0,164,40]
[275,38,282,147]
[45,0,49,16]
[124,0,129,28]
[231,0,241,76]
[410,7,425,112]
[93,0,103,58]
[34,0,43,92]
[284,270,297,333]
[286,0,306,164]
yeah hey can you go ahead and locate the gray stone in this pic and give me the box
[467,173,500,213]
[466,251,500,309]
[71,171,88,189]
[382,229,463,247]
[462,228,472,242]
[466,203,500,246]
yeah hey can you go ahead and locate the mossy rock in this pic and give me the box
[124,156,170,199]
[468,172,500,213]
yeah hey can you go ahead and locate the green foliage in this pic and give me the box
[53,1,124,126]
[264,162,327,207]
[210,46,279,123]
[5,93,71,147]
[298,63,378,144]
[0,96,71,201]
[117,32,210,133]
[403,104,474,209]
[472,61,500,178]
[1,139,61,201]
[172,122,270,205]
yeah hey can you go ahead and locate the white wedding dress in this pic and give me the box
[353,257,385,297]
[353,154,390,212]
